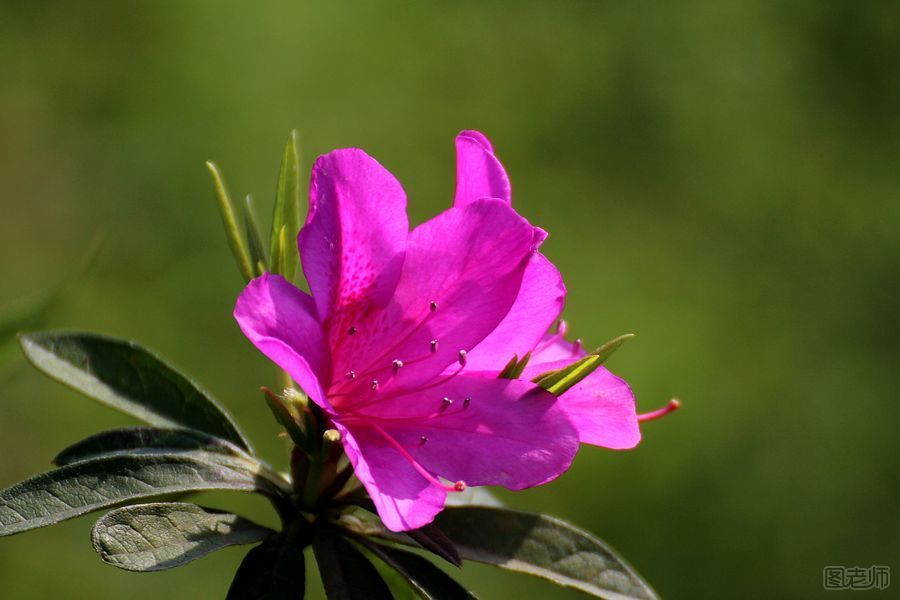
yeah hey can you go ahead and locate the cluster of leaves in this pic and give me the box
[0,133,658,599]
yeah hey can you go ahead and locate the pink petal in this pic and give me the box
[351,376,579,489]
[463,252,566,372]
[234,274,330,408]
[453,130,511,207]
[338,423,447,531]
[523,355,641,450]
[298,149,408,339]
[530,331,587,363]
[327,199,541,399]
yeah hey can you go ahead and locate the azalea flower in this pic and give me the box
[234,131,643,531]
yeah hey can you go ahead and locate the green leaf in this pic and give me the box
[227,537,306,600]
[92,502,274,572]
[313,526,392,600]
[0,452,277,538]
[510,351,531,379]
[19,331,252,452]
[270,130,303,282]
[205,160,255,281]
[243,194,268,276]
[361,540,476,599]
[497,354,519,379]
[53,426,246,466]
[367,553,422,600]
[434,507,658,600]
[339,498,461,567]
[534,334,634,396]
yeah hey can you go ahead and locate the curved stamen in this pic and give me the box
[366,420,465,493]
[637,398,681,422]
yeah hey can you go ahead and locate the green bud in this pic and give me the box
[534,333,634,396]
[205,161,255,282]
[243,194,267,275]
[270,130,303,282]
[262,387,311,452]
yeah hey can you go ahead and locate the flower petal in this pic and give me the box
[338,423,447,531]
[234,274,330,407]
[327,199,540,399]
[352,376,579,489]
[463,252,565,372]
[298,149,408,338]
[523,354,641,450]
[453,130,511,207]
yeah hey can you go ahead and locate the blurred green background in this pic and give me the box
[1,1,897,598]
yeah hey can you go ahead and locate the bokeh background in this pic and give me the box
[1,1,897,598]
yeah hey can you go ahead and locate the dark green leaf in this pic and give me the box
[227,537,306,600]
[435,507,658,600]
[361,540,475,599]
[0,451,275,537]
[534,334,634,396]
[243,194,268,275]
[205,161,255,281]
[53,426,246,466]
[19,331,252,452]
[313,526,391,600]
[339,497,461,567]
[270,130,303,282]
[368,554,421,600]
[92,502,274,572]
[404,525,461,568]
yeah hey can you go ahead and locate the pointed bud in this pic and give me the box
[205,161,254,281]
[534,333,635,396]
[270,129,302,281]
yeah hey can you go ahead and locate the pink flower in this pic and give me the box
[235,131,586,531]
[447,132,644,451]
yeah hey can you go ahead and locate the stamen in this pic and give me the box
[556,319,568,335]
[419,435,428,445]
[440,397,453,411]
[392,359,404,373]
[366,421,464,493]
[348,326,358,336]
[463,396,471,409]
[370,380,379,391]
[638,398,681,422]
[457,349,467,366]
[572,338,583,355]
[346,370,356,380]
[430,339,439,354]
[429,300,438,312]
